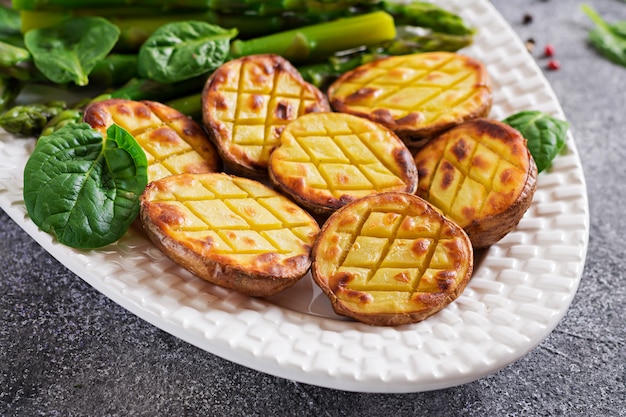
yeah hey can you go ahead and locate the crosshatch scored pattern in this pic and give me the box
[0,0,589,393]
[148,175,315,258]
[327,203,461,298]
[333,53,483,123]
[425,130,528,222]
[215,58,325,163]
[85,99,220,183]
[279,117,407,197]
[110,109,209,182]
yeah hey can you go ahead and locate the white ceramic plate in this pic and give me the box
[0,0,589,393]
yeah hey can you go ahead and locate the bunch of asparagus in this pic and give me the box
[0,0,475,136]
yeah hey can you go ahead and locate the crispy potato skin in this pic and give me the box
[268,112,418,219]
[202,54,329,178]
[311,192,473,326]
[414,118,538,248]
[84,99,221,181]
[140,173,320,297]
[327,52,492,149]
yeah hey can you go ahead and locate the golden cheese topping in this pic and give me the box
[312,192,473,326]
[202,54,330,177]
[84,99,220,182]
[327,52,492,148]
[268,112,417,218]
[140,173,320,297]
[414,118,538,248]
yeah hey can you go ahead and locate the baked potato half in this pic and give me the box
[311,191,473,326]
[140,172,320,297]
[84,98,221,182]
[202,54,330,178]
[327,52,492,149]
[414,118,538,248]
[268,112,418,218]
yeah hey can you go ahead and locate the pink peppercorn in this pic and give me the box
[544,44,555,57]
[547,59,560,70]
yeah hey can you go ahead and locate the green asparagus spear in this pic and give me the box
[381,1,474,36]
[0,43,31,85]
[0,75,22,112]
[229,11,396,63]
[18,10,66,32]
[383,28,473,55]
[298,54,376,89]
[40,107,83,136]
[165,92,203,121]
[0,40,30,68]
[0,100,67,136]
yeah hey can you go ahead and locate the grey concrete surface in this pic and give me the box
[1,1,625,416]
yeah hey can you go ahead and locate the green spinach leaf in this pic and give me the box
[502,110,569,173]
[137,21,237,83]
[23,123,148,249]
[24,16,120,86]
[0,4,23,46]
[581,4,626,67]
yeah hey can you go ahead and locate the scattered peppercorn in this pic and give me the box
[523,13,534,25]
[525,38,536,53]
[547,59,560,70]
[544,44,555,57]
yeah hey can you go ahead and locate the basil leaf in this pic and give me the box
[502,110,569,173]
[23,123,148,249]
[581,4,626,67]
[24,17,120,86]
[137,21,237,83]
